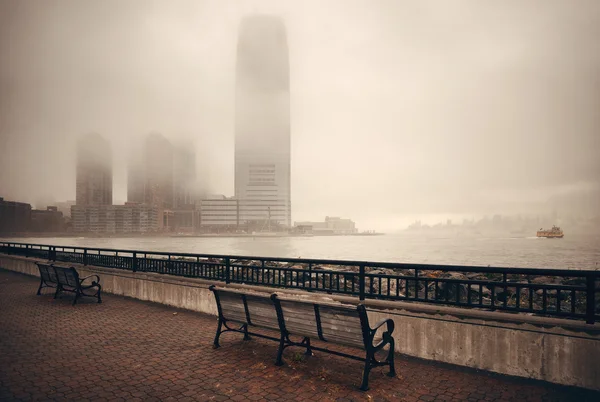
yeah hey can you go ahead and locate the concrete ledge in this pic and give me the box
[1,253,599,391]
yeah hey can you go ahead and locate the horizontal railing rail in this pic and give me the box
[0,241,598,324]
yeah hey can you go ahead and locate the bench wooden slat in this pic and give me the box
[281,317,320,338]
[320,320,363,336]
[245,303,279,330]
[212,287,280,331]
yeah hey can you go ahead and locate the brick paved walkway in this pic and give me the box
[0,269,597,402]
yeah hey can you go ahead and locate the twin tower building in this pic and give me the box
[73,15,291,233]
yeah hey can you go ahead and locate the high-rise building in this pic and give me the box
[235,15,291,228]
[127,133,174,209]
[173,142,197,209]
[76,133,112,206]
[127,149,145,205]
[144,133,174,209]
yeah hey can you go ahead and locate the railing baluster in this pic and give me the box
[445,280,449,302]
[359,265,365,301]
[467,283,472,305]
[414,269,419,299]
[503,273,508,308]
[586,274,596,324]
[456,283,460,304]
[529,288,534,311]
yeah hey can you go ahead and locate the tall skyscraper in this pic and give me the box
[235,15,291,228]
[173,141,197,209]
[127,133,174,210]
[75,133,112,206]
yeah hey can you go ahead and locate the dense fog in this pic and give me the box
[1,0,599,231]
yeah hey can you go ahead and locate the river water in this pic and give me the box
[2,233,599,270]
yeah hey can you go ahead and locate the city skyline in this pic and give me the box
[1,1,599,232]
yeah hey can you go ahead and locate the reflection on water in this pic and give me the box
[2,233,599,269]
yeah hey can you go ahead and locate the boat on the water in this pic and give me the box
[536,225,564,238]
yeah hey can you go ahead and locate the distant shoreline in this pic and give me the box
[0,232,386,239]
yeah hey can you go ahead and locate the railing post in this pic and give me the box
[359,264,365,301]
[225,257,231,284]
[83,248,88,266]
[586,274,596,324]
[132,252,138,273]
[49,246,56,262]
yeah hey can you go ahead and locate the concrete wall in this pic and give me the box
[2,254,599,391]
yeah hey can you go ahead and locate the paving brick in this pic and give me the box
[0,269,598,402]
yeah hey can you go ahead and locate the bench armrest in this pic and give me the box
[80,274,100,285]
[371,318,395,335]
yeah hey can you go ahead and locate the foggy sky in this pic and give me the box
[1,0,599,231]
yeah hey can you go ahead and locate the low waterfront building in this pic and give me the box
[238,199,289,229]
[199,196,239,230]
[55,200,76,218]
[0,197,32,234]
[30,206,65,232]
[71,203,161,233]
[294,216,357,235]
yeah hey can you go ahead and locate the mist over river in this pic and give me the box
[2,233,599,270]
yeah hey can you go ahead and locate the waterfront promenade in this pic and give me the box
[1,269,598,402]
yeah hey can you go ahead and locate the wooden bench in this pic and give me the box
[35,262,59,295]
[209,285,282,346]
[45,264,102,305]
[209,285,396,391]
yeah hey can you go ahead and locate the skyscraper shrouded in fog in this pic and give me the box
[127,133,174,210]
[235,15,291,228]
[75,133,112,206]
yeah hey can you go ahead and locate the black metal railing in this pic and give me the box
[1,241,598,324]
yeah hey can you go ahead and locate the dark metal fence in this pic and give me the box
[1,241,598,324]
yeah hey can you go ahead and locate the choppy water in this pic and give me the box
[3,233,599,270]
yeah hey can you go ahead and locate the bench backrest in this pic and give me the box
[210,286,279,331]
[36,263,57,284]
[53,266,80,288]
[273,295,367,349]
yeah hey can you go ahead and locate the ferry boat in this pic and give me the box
[536,225,564,238]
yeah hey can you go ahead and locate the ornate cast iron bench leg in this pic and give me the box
[243,324,251,341]
[36,279,45,295]
[304,337,312,356]
[358,307,397,391]
[72,289,81,306]
[54,285,62,299]
[387,336,396,377]
[275,333,286,366]
[360,354,373,391]
[213,319,223,349]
